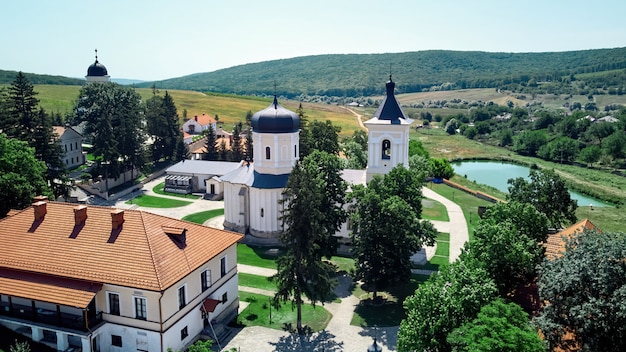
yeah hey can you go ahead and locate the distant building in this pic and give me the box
[0,198,243,352]
[54,125,85,169]
[85,49,110,83]
[164,159,241,196]
[182,114,217,135]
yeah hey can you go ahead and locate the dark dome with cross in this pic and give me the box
[251,96,300,133]
[87,50,108,77]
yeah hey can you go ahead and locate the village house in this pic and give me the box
[182,114,217,135]
[53,125,85,169]
[0,197,243,352]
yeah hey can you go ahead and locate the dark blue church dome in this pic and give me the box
[87,50,108,77]
[251,96,300,133]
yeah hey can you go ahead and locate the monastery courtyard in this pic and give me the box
[107,175,469,351]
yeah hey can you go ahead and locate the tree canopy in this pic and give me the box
[507,168,577,228]
[398,260,498,352]
[447,299,545,352]
[0,133,52,216]
[536,229,626,352]
[73,82,146,179]
[351,166,436,299]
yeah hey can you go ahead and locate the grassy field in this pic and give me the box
[125,194,192,208]
[181,208,224,225]
[29,85,361,137]
[239,273,276,291]
[237,292,332,332]
[421,198,449,221]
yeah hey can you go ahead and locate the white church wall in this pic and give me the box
[249,187,284,237]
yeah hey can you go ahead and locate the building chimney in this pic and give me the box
[33,201,47,221]
[74,205,88,225]
[111,209,125,230]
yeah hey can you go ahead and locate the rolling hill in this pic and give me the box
[134,48,626,98]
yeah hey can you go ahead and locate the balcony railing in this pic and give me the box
[0,302,102,332]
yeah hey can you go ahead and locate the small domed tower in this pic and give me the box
[85,49,110,83]
[365,75,413,182]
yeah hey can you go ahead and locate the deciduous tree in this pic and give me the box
[507,169,577,228]
[309,120,341,155]
[536,229,626,352]
[351,166,436,300]
[447,299,545,352]
[398,260,498,352]
[0,133,52,216]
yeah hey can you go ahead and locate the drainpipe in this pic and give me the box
[159,292,164,352]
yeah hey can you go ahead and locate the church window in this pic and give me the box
[382,140,391,160]
[260,208,264,217]
[294,144,297,157]
[265,147,271,160]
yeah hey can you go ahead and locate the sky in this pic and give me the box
[1,0,625,82]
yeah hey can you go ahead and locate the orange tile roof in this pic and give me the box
[193,115,216,126]
[0,202,243,292]
[545,219,598,260]
[0,267,101,308]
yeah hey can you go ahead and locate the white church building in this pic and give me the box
[218,75,412,244]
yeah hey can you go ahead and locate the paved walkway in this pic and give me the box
[422,186,469,262]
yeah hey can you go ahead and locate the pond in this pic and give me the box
[452,160,612,207]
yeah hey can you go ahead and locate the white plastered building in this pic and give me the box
[221,76,412,244]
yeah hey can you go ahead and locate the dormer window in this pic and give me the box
[382,139,391,160]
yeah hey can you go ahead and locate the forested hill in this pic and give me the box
[137,47,626,98]
[0,69,84,86]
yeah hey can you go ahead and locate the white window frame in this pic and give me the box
[220,256,227,278]
[178,284,188,310]
[106,291,120,316]
[133,296,147,320]
[201,269,212,291]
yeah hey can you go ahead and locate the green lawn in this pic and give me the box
[236,292,332,332]
[125,195,192,208]
[431,232,450,265]
[329,256,355,274]
[237,244,280,269]
[152,181,202,199]
[421,198,449,221]
[181,209,224,224]
[239,273,276,291]
[428,180,495,242]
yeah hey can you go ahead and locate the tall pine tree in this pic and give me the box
[231,122,243,162]
[271,151,347,332]
[202,125,218,160]
[7,72,39,142]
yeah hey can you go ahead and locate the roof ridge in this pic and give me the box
[140,211,165,290]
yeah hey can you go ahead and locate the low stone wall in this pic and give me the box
[441,179,504,204]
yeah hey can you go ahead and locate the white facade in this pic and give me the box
[182,115,217,135]
[364,122,411,182]
[253,131,299,175]
[55,126,85,169]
